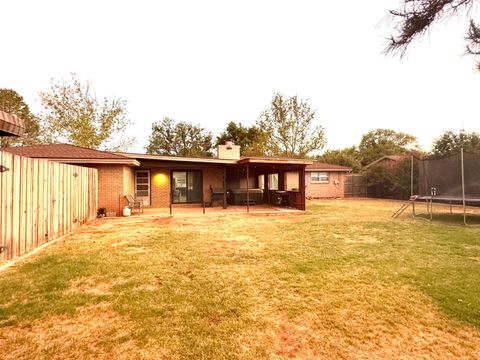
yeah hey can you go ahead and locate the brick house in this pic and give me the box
[3,143,315,215]
[305,162,351,199]
[3,144,352,214]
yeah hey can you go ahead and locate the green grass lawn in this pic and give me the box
[1,199,480,359]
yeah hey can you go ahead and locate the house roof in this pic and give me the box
[1,144,331,168]
[118,152,314,166]
[306,161,351,172]
[238,156,313,165]
[1,144,140,166]
[117,152,237,164]
[0,110,25,137]
[363,155,409,169]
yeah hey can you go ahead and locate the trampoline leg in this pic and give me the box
[412,201,416,218]
[430,199,433,221]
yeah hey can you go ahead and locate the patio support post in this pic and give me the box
[246,163,250,213]
[299,166,306,211]
[263,172,269,204]
[223,166,227,209]
[300,165,307,211]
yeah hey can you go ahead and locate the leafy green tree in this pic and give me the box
[364,158,413,199]
[216,122,268,156]
[317,147,362,171]
[386,0,480,69]
[431,129,480,157]
[0,89,41,147]
[146,117,213,157]
[358,128,418,166]
[257,93,325,158]
[39,74,133,151]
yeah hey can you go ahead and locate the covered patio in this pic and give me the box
[122,152,311,214]
[222,157,308,212]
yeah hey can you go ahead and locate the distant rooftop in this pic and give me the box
[0,110,25,137]
[306,161,351,172]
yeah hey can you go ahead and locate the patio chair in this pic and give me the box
[124,194,144,214]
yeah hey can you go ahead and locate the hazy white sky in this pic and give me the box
[1,0,479,153]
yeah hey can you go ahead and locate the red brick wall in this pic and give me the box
[92,165,126,215]
[305,171,345,199]
[80,164,136,216]
[123,166,135,198]
[150,168,170,207]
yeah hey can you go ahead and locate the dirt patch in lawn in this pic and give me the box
[275,323,313,358]
[66,277,117,296]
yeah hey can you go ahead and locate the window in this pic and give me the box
[311,172,329,183]
[258,175,265,189]
[268,173,279,190]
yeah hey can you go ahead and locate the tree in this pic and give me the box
[358,128,418,166]
[216,122,268,156]
[39,74,133,151]
[317,147,362,171]
[146,117,213,157]
[364,158,413,199]
[257,93,326,158]
[431,129,480,157]
[386,0,480,69]
[0,89,41,147]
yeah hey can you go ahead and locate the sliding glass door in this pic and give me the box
[172,171,202,203]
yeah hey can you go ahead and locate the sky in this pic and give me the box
[1,0,479,153]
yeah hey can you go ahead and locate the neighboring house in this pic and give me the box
[2,143,314,215]
[305,162,351,199]
[362,155,411,199]
[362,155,409,170]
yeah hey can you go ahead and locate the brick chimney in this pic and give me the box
[217,141,240,160]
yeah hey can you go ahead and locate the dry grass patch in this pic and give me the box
[0,303,166,360]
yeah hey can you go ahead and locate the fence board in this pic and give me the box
[0,151,98,262]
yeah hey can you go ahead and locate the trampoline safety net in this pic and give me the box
[415,152,480,205]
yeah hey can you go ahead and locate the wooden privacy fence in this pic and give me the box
[0,151,98,262]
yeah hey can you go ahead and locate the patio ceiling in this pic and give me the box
[0,110,25,137]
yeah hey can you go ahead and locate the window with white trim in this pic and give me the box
[311,172,329,183]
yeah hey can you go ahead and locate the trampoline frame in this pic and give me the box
[410,149,480,226]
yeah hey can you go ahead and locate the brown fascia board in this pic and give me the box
[305,168,351,172]
[117,152,314,166]
[46,158,140,166]
[117,152,237,164]
[238,158,313,165]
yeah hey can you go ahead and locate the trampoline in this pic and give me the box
[393,149,480,225]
